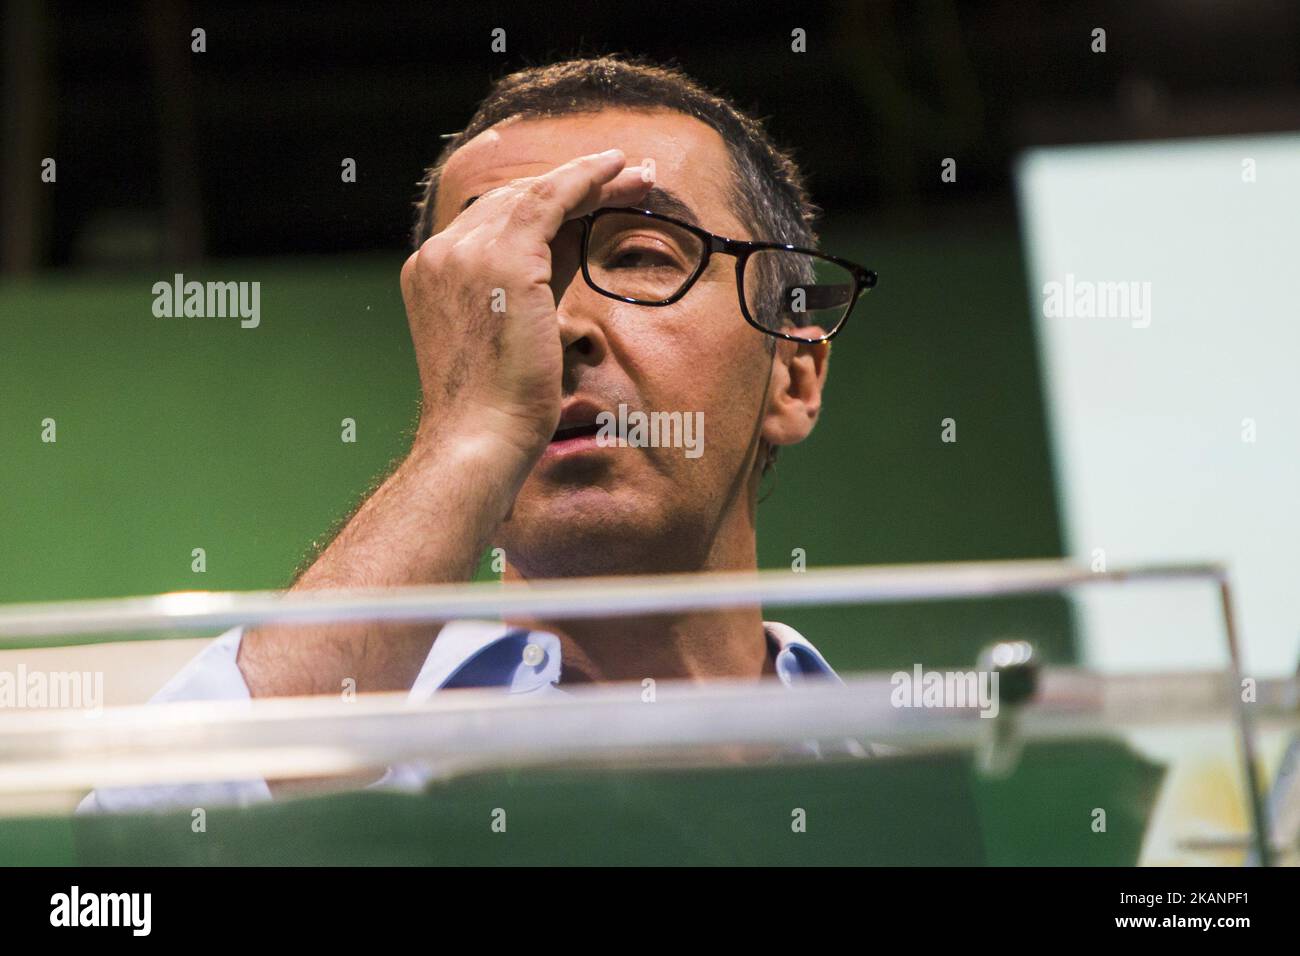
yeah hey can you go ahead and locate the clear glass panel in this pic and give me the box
[744,249,855,341]
[585,211,706,303]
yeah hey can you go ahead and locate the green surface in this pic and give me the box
[0,219,1069,670]
[1,218,1100,864]
[3,742,1161,867]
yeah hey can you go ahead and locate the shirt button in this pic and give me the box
[521,642,546,667]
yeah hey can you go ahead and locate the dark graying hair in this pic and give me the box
[411,56,821,337]
[412,56,822,474]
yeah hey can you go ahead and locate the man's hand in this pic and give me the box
[401,148,651,462]
[238,148,651,711]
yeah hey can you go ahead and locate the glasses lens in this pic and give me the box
[585,212,706,303]
[743,250,856,341]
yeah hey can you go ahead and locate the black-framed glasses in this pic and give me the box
[576,207,878,343]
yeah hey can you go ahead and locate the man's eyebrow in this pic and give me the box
[458,186,701,225]
[637,187,700,227]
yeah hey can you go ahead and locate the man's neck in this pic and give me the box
[501,517,771,684]
[504,606,773,684]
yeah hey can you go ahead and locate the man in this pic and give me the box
[83,56,877,812]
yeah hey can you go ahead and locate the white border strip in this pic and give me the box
[0,559,1224,643]
[2,669,1294,796]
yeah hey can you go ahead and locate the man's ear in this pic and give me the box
[760,335,830,449]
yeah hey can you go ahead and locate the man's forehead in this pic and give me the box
[434,109,738,232]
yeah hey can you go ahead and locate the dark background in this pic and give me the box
[6,0,1299,269]
[0,0,1291,867]
[4,0,1298,669]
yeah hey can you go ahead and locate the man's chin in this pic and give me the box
[500,494,686,578]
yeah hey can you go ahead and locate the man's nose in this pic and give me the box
[548,220,583,303]
[551,221,609,371]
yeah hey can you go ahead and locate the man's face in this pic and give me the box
[433,107,824,576]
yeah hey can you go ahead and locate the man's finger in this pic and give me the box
[503,149,643,239]
[594,165,656,210]
[436,148,625,238]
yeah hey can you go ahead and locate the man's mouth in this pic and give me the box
[543,397,616,461]
[544,399,609,460]
[550,422,602,443]
[550,398,607,445]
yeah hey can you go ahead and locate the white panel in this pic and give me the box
[1017,135,1300,675]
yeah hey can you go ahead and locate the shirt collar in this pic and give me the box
[406,619,838,702]
[763,620,842,686]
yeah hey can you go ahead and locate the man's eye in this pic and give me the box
[604,242,684,270]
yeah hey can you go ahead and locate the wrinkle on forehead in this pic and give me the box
[433,108,742,236]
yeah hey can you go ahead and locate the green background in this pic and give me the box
[5,744,1163,866]
[2,219,1168,865]
[0,217,1071,669]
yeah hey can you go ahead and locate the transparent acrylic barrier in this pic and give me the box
[0,561,1294,865]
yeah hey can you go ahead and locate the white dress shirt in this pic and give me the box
[80,619,847,814]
